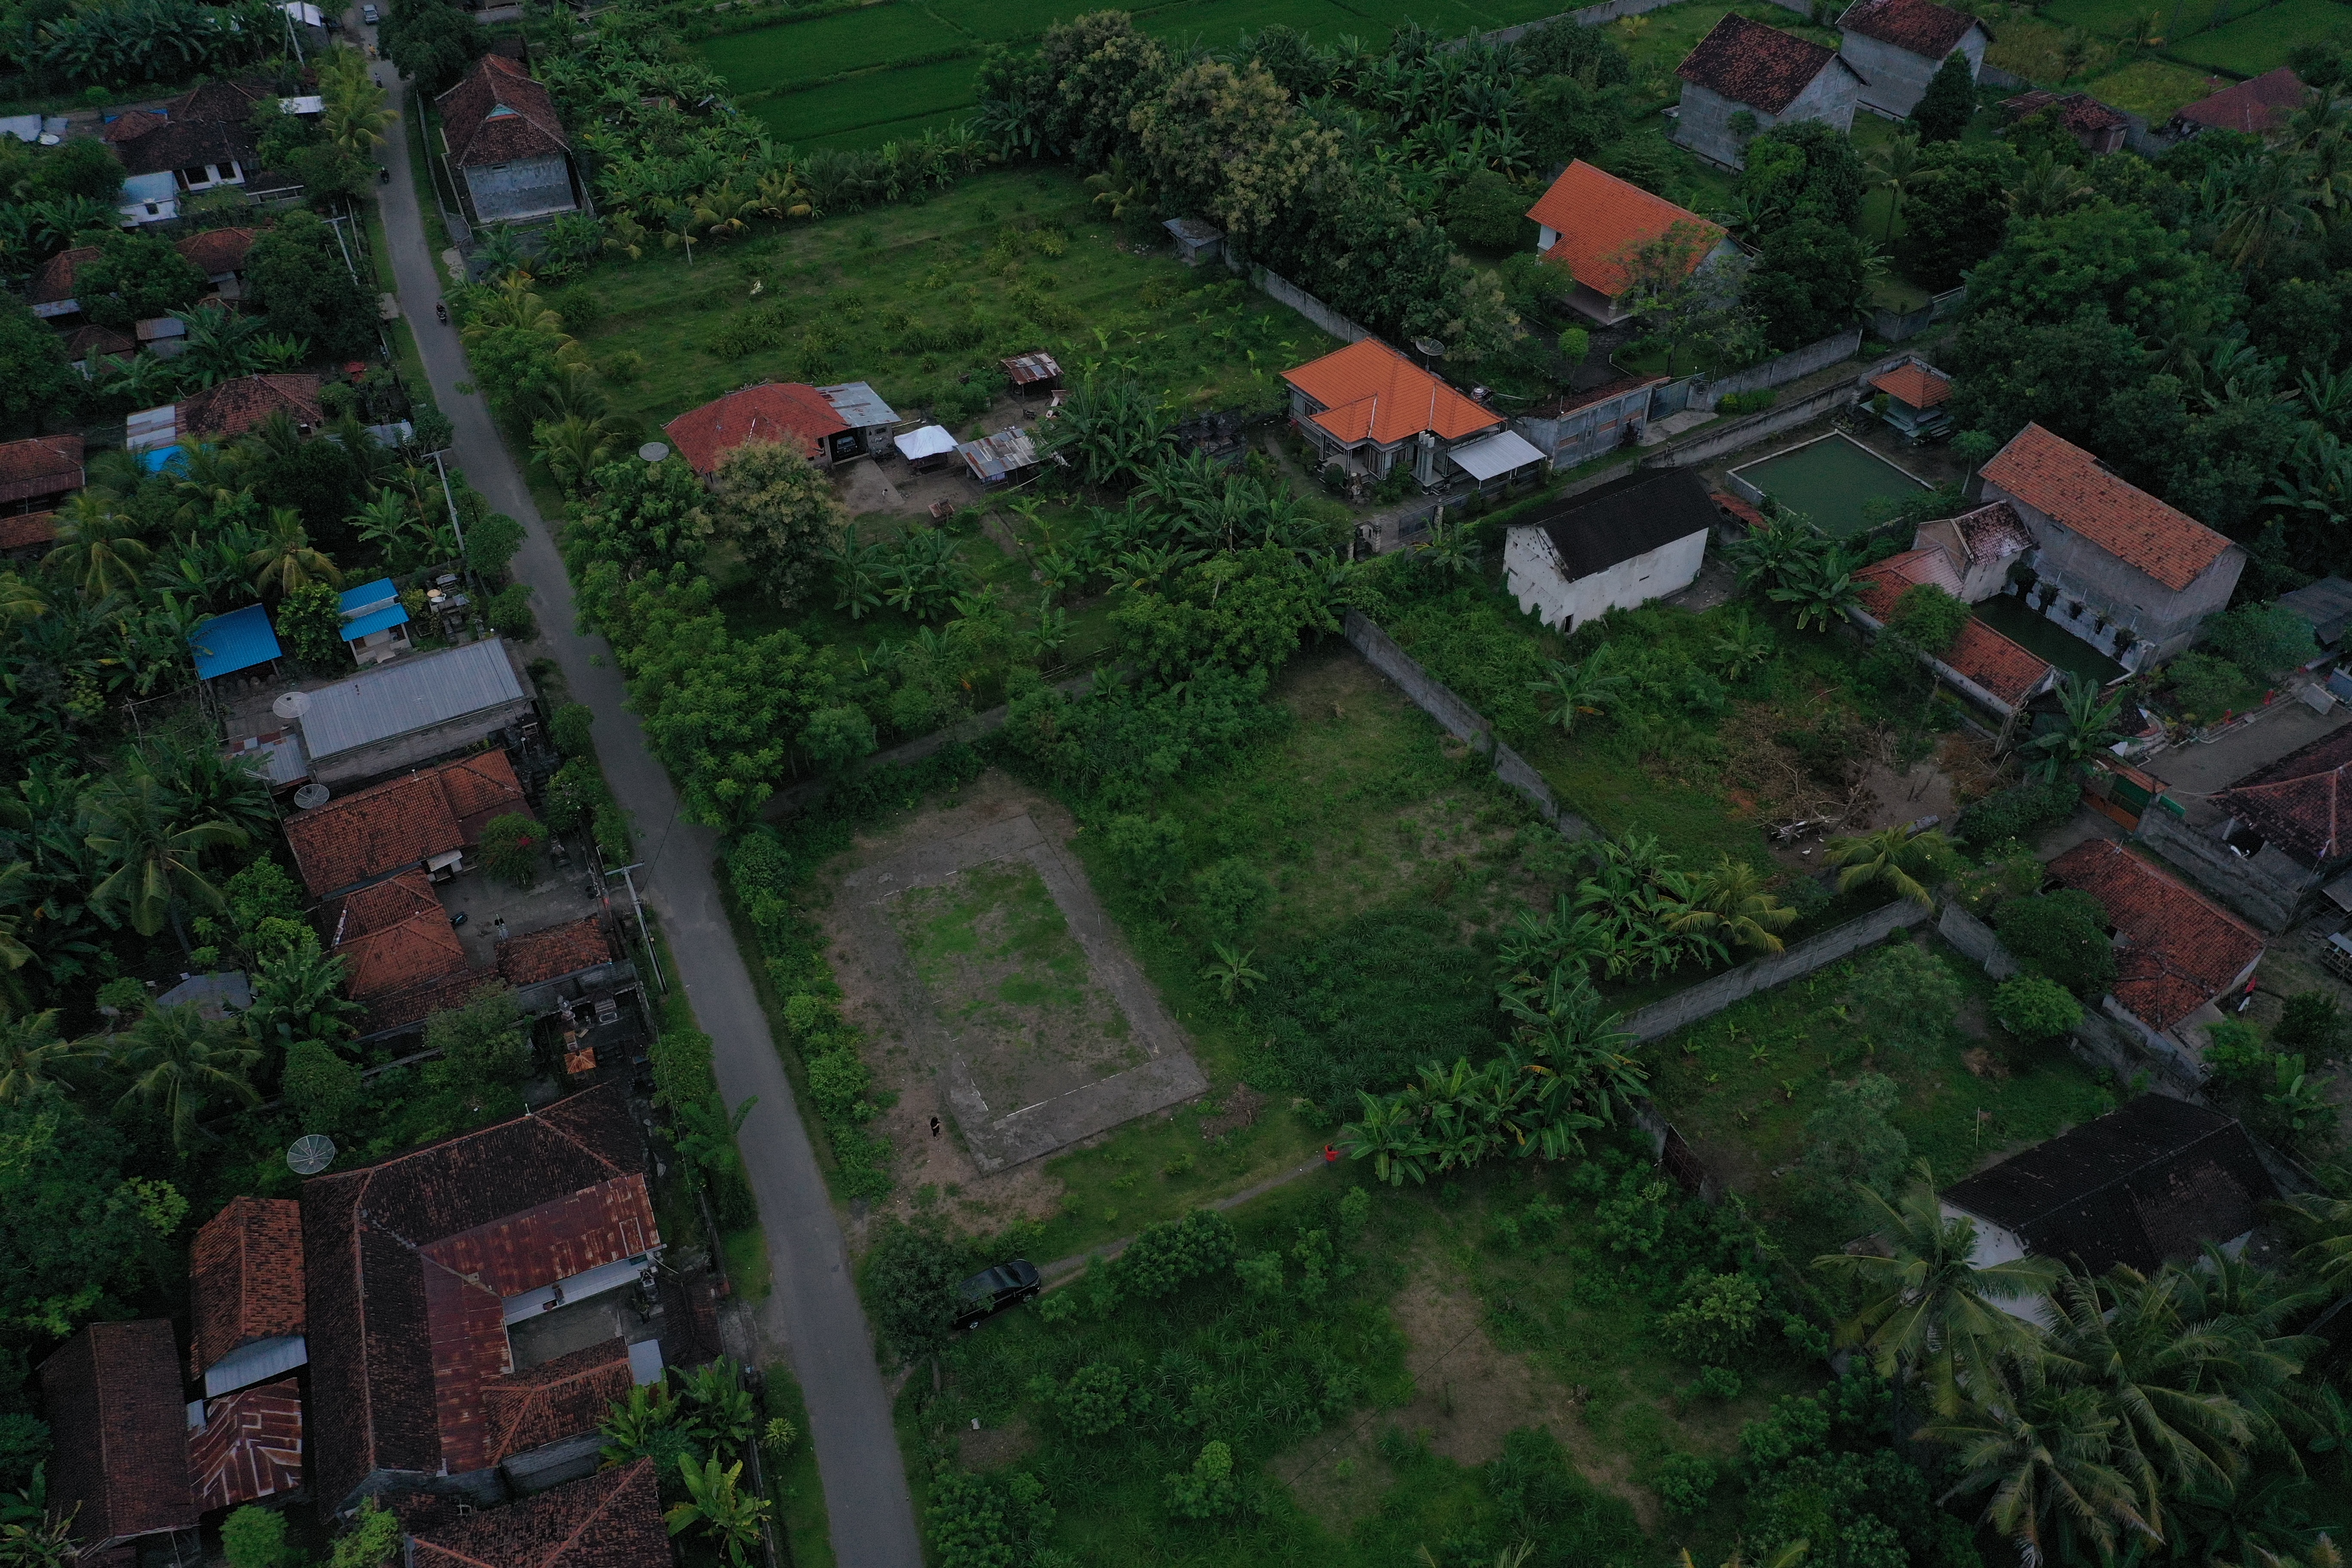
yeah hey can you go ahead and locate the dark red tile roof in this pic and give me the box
[1855,545,1967,617]
[1711,491,1767,530]
[65,324,136,361]
[2215,723,2352,866]
[361,971,505,1040]
[38,1322,197,1544]
[498,916,614,988]
[0,435,83,507]
[1837,0,1981,59]
[425,1173,658,1297]
[2002,89,2128,133]
[1676,14,1845,114]
[1982,423,2230,592]
[482,1339,634,1466]
[187,1379,303,1512]
[342,911,475,1000]
[190,1196,306,1378]
[286,751,526,897]
[2175,67,2305,133]
[664,383,847,473]
[436,53,569,168]
[1856,548,2053,706]
[101,109,168,144]
[410,1458,669,1568]
[177,226,257,277]
[179,374,324,441]
[2049,840,2266,1030]
[333,867,443,939]
[0,512,58,553]
[111,80,269,178]
[300,1088,652,1512]
[28,246,98,308]
[1868,360,1951,410]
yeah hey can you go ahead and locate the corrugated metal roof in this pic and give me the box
[1001,352,1060,386]
[297,639,525,761]
[957,427,1039,484]
[817,381,897,429]
[127,404,178,451]
[345,603,410,640]
[1447,428,1545,481]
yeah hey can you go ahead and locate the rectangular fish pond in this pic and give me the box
[1729,432,1932,539]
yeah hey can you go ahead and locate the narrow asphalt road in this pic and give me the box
[367,57,922,1567]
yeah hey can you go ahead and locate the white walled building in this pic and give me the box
[1503,468,1715,631]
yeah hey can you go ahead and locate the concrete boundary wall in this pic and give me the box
[1620,899,1931,1041]
[1691,328,1862,412]
[1256,267,1374,347]
[1643,380,1857,470]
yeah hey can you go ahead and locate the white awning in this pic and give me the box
[1446,428,1546,481]
[894,424,957,460]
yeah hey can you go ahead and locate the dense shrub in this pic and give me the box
[1991,975,2082,1039]
[867,1217,971,1362]
[1955,775,2079,850]
[1660,1271,1765,1364]
[647,1025,759,1229]
[1993,890,2116,998]
[1111,1210,1237,1300]
[1737,1374,1981,1568]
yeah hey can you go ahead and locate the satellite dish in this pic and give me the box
[287,1134,337,1174]
[273,690,310,720]
[637,441,670,463]
[37,133,58,146]
[1412,337,1446,359]
[294,783,331,810]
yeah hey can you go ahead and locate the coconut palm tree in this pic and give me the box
[107,1002,258,1150]
[0,1009,102,1102]
[533,413,616,495]
[81,770,248,948]
[1529,646,1625,734]
[1813,1163,2060,1415]
[1673,856,1799,953]
[1868,130,1922,240]
[43,493,151,602]
[2022,674,2127,782]
[322,69,395,154]
[247,507,340,600]
[1929,1353,2156,1566]
[1822,824,1952,904]
[2217,153,2320,270]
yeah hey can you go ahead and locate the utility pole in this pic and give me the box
[604,863,666,993]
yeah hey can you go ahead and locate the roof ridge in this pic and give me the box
[2009,1118,2233,1226]
[536,1463,636,1568]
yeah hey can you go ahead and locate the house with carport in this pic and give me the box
[1522,162,1740,326]
[1978,423,2242,669]
[1672,14,1863,169]
[1835,0,1988,119]
[1281,339,1542,491]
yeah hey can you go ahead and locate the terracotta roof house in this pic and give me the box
[180,373,326,442]
[1912,499,2034,603]
[2002,89,2129,154]
[1836,0,1990,118]
[436,53,578,224]
[1979,423,2242,668]
[1850,546,2058,717]
[498,914,616,989]
[2049,839,2266,1048]
[406,1458,669,1568]
[2151,723,2352,932]
[1281,339,1534,490]
[1504,467,1717,632]
[1867,357,1953,440]
[110,80,300,199]
[38,1321,198,1552]
[28,245,99,319]
[191,1195,309,1396]
[1942,1095,2276,1297]
[178,226,259,296]
[664,383,848,476]
[2172,67,2306,137]
[0,434,84,509]
[1673,14,1863,168]
[0,511,57,560]
[302,1087,662,1514]
[1521,162,1740,325]
[65,322,137,377]
[284,749,528,897]
[188,1378,305,1513]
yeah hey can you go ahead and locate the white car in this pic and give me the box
[360,4,378,22]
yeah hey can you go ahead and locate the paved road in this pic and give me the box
[368,59,922,1568]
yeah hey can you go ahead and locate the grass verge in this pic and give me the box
[763,1365,839,1568]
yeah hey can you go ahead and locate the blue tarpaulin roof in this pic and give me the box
[190,603,281,680]
[339,578,408,640]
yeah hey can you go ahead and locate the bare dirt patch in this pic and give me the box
[959,1418,1038,1472]
[1269,1261,1657,1537]
[1197,1084,1268,1141]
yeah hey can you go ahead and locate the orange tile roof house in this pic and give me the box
[38,1321,198,1554]
[191,1195,309,1396]
[664,383,850,477]
[1281,339,1542,490]
[1867,357,1953,440]
[2171,67,2306,137]
[1835,0,1990,119]
[0,434,83,510]
[1522,162,1738,325]
[1672,14,1863,169]
[285,750,529,897]
[303,1087,662,1513]
[2049,839,2266,1050]
[1850,546,2057,718]
[1979,423,2244,667]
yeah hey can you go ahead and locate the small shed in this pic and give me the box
[1867,358,1953,441]
[1444,428,1547,494]
[1001,352,1062,398]
[1163,217,1224,267]
[817,381,900,462]
[190,603,283,683]
[2001,89,2128,154]
[894,424,959,473]
[339,578,411,665]
[958,427,1041,486]
[0,511,56,561]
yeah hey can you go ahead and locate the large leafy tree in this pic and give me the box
[74,234,206,331]
[711,439,845,611]
[0,300,77,429]
[1896,142,2012,288]
[1966,203,2222,343]
[376,0,487,96]
[0,1085,186,1343]
[1746,217,1869,349]
[1739,120,1867,228]
[244,210,374,360]
[1945,308,2146,448]
[1911,51,1978,143]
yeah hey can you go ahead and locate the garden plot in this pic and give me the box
[826,775,1207,1173]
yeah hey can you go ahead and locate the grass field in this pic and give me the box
[2165,0,2349,70]
[748,55,987,141]
[2084,57,2228,116]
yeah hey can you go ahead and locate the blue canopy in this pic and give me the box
[339,578,409,642]
[190,603,281,680]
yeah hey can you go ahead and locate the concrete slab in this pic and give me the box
[834,800,1205,1174]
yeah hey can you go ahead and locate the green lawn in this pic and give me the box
[560,166,1338,446]
[701,2,964,95]
[2085,57,2227,118]
[763,1366,837,1568]
[2165,0,2348,72]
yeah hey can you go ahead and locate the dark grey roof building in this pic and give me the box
[1502,468,1718,632]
